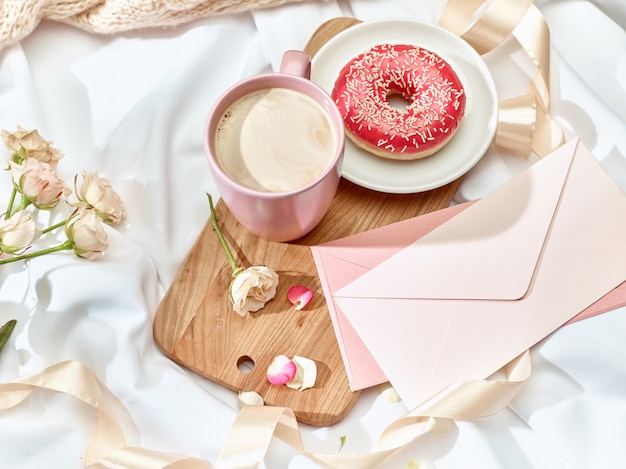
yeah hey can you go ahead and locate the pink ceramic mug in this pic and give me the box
[204,50,345,242]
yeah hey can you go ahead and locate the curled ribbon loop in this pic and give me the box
[440,0,532,54]
[440,0,564,158]
[496,94,537,157]
[0,361,211,469]
[0,361,127,464]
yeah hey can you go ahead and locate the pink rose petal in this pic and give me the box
[267,355,297,385]
[287,285,313,310]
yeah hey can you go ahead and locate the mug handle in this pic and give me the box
[279,50,311,79]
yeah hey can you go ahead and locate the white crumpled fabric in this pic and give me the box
[0,0,625,467]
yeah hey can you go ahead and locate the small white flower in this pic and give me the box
[65,207,108,260]
[72,171,126,225]
[230,265,279,317]
[0,212,37,254]
[2,126,63,166]
[10,158,67,210]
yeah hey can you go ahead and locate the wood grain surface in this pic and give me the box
[152,17,462,426]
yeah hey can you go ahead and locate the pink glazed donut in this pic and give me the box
[331,43,466,160]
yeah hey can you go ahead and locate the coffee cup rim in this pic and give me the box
[204,73,345,199]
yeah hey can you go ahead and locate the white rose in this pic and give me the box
[230,265,279,316]
[0,212,37,254]
[65,208,108,260]
[73,171,126,225]
[10,158,67,209]
[2,126,63,166]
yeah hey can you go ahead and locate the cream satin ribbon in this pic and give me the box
[218,351,531,468]
[0,361,210,469]
[440,0,564,158]
[0,352,530,468]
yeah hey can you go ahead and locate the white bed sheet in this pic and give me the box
[0,0,625,467]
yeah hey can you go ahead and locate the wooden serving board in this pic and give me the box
[153,18,462,427]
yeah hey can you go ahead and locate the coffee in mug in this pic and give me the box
[204,50,345,242]
[214,87,337,192]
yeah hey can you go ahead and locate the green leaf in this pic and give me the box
[0,319,17,355]
[339,435,347,452]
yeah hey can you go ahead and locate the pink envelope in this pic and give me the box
[312,139,626,406]
[312,203,473,390]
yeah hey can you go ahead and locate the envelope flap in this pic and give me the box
[336,140,578,301]
[310,203,472,391]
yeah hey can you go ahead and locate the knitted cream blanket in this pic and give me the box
[0,0,304,51]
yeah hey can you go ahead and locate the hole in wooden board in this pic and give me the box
[237,355,255,373]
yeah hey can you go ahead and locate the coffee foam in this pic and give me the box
[215,88,336,192]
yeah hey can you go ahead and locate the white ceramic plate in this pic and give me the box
[311,18,498,193]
